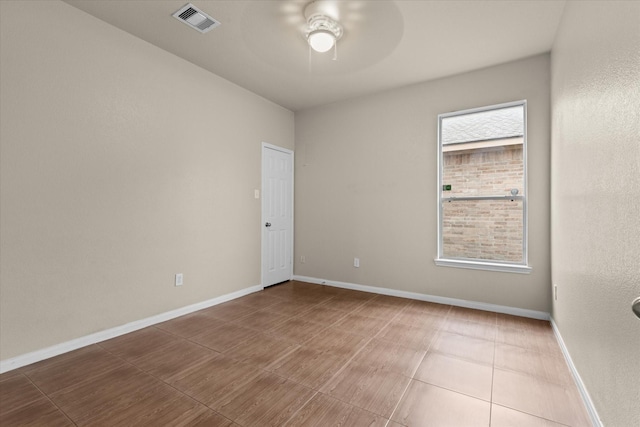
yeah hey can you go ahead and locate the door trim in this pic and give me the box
[261,142,294,288]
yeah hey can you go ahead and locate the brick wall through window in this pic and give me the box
[441,143,524,262]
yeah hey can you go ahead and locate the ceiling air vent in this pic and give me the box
[172,3,220,34]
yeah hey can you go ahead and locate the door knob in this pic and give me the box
[265,222,271,227]
[633,297,640,320]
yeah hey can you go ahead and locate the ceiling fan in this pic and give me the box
[303,1,343,58]
[241,0,403,73]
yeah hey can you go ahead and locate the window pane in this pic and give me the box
[438,102,527,267]
[441,106,523,145]
[442,199,524,262]
[441,106,524,198]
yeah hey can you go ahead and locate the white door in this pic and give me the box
[262,143,293,287]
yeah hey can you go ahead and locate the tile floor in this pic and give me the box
[0,280,591,426]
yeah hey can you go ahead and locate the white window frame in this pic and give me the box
[435,100,531,274]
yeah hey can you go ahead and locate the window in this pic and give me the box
[436,101,531,273]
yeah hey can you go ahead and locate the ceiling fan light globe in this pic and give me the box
[308,29,335,53]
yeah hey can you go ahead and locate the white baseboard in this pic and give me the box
[0,284,263,374]
[293,275,549,320]
[550,318,602,427]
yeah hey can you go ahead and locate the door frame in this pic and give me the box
[261,142,294,288]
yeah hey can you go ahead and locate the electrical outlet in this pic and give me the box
[554,284,558,300]
[175,273,183,287]
[301,255,306,264]
[354,258,360,268]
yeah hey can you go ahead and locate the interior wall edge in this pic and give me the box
[550,318,602,427]
[292,275,550,320]
[0,284,263,375]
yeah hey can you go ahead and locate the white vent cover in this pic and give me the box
[172,3,220,33]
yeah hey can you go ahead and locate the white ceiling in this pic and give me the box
[63,0,566,111]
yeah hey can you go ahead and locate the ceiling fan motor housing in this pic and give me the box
[304,1,343,42]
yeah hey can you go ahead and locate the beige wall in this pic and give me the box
[551,1,640,425]
[0,1,294,360]
[295,54,551,312]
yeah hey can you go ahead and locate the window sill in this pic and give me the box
[434,258,532,274]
